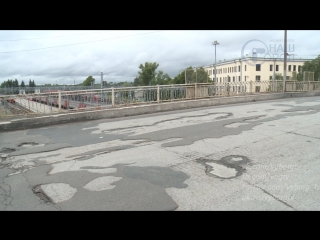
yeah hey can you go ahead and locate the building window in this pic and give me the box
[256,75,261,82]
[238,76,240,81]
[245,65,246,71]
[228,76,230,82]
[233,76,235,82]
[276,65,279,71]
[256,64,261,71]
[298,65,301,72]
[270,76,273,80]
[293,65,296,71]
[270,65,273,71]
[238,66,240,72]
[288,65,291,71]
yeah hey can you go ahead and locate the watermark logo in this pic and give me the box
[241,39,295,66]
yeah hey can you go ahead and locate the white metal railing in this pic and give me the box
[1,80,320,117]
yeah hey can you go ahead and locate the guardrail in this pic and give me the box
[1,80,320,118]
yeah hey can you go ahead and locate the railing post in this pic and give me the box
[58,90,61,111]
[157,85,160,103]
[112,87,115,107]
[308,81,311,91]
[250,81,252,94]
[194,83,197,99]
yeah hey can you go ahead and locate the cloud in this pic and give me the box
[0,30,319,85]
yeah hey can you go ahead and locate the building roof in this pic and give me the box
[203,56,312,68]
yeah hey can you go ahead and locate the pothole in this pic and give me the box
[224,122,249,128]
[32,185,52,203]
[18,142,39,147]
[243,115,266,121]
[198,155,251,179]
[0,148,16,154]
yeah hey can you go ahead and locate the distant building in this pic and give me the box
[203,57,312,83]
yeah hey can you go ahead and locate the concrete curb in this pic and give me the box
[1,91,320,132]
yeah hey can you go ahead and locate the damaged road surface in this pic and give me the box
[1,96,320,210]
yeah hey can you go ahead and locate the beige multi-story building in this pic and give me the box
[203,57,311,83]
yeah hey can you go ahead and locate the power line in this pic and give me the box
[0,31,103,42]
[0,31,161,54]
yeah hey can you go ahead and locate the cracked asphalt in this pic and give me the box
[1,96,320,210]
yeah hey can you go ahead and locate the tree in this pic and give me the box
[121,82,133,87]
[134,62,159,86]
[14,79,19,87]
[82,76,95,86]
[275,73,283,80]
[297,54,320,81]
[28,79,36,87]
[192,67,209,83]
[21,80,26,87]
[150,70,172,85]
[172,67,194,84]
[172,71,185,84]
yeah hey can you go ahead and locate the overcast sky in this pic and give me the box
[0,30,319,85]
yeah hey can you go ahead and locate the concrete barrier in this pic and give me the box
[1,91,320,132]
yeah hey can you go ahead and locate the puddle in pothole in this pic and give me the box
[198,155,251,179]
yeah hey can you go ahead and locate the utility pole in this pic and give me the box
[101,72,103,89]
[195,68,197,83]
[100,72,103,103]
[212,40,219,95]
[283,30,287,92]
[273,58,276,91]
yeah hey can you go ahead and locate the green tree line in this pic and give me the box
[297,54,320,81]
[0,79,36,88]
[133,62,210,86]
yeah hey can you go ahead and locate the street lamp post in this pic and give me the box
[212,40,219,95]
[283,30,287,92]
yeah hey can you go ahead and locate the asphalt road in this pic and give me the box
[1,96,320,210]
